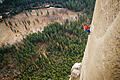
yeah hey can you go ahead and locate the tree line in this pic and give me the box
[0,15,90,79]
[0,0,96,21]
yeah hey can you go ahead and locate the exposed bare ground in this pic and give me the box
[37,42,49,58]
[0,8,79,47]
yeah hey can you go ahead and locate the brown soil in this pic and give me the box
[0,8,79,47]
[37,42,49,58]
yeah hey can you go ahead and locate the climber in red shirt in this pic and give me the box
[84,25,90,34]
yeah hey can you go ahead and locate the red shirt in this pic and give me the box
[84,26,89,30]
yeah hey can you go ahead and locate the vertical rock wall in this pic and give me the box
[79,0,120,80]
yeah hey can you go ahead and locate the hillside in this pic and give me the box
[70,0,120,80]
[0,0,96,80]
[0,16,90,79]
[0,0,95,47]
[0,8,78,47]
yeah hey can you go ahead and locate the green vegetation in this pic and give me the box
[8,21,12,26]
[9,26,13,31]
[0,0,95,22]
[24,25,28,30]
[41,11,43,15]
[0,0,95,79]
[29,12,32,16]
[52,11,55,15]
[27,20,31,25]
[36,11,39,16]
[15,22,18,27]
[65,19,69,25]
[22,20,27,25]
[46,10,49,16]
[4,20,8,26]
[25,11,29,17]
[35,18,39,23]
[0,15,90,79]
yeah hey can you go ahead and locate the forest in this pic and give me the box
[0,0,95,21]
[0,0,96,79]
[0,15,90,79]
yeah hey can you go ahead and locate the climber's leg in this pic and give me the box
[84,29,90,35]
[84,30,88,32]
[87,29,90,35]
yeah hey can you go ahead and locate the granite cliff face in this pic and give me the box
[70,0,120,80]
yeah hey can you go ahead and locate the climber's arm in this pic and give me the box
[89,25,91,28]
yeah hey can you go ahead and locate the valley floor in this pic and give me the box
[0,8,79,47]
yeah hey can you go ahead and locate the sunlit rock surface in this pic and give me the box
[70,0,120,80]
[69,63,82,80]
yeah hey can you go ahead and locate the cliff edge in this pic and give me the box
[70,0,120,80]
[80,0,120,80]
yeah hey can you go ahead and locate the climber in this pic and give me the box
[84,25,90,34]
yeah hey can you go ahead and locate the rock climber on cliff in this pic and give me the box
[84,25,90,35]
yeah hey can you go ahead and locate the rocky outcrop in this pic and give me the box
[70,63,82,80]
[70,0,120,80]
